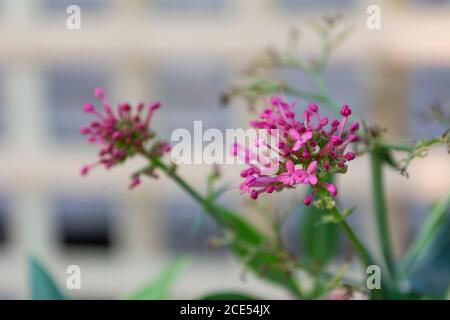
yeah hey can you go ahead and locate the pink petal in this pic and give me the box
[321,182,337,196]
[308,174,318,185]
[292,170,304,182]
[300,131,313,143]
[285,160,295,173]
[307,160,317,174]
[303,194,314,206]
[289,128,300,140]
[292,141,302,151]
[277,174,290,185]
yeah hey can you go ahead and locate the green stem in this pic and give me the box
[331,208,373,269]
[379,142,413,152]
[149,156,304,298]
[370,148,396,280]
[332,208,387,299]
[331,208,384,299]
[150,157,206,205]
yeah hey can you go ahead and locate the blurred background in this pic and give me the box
[0,0,449,299]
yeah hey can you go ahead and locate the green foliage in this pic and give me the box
[401,193,450,274]
[212,205,264,246]
[407,215,450,298]
[402,194,450,298]
[212,205,302,298]
[29,256,66,300]
[199,291,261,300]
[300,204,339,269]
[127,258,188,300]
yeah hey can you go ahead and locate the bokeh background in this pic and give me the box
[0,0,449,299]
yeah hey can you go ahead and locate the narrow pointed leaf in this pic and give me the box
[128,258,188,300]
[29,256,66,300]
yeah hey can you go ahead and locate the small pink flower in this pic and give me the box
[289,129,313,152]
[297,161,318,185]
[80,88,170,189]
[232,97,359,204]
[277,160,302,186]
[340,104,352,117]
[80,126,91,135]
[129,176,141,189]
[80,165,90,176]
[349,121,359,132]
[345,152,356,161]
[94,87,105,99]
[303,193,314,206]
[83,103,95,113]
[320,182,337,197]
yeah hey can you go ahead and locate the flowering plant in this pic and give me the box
[73,20,449,300]
[233,97,358,205]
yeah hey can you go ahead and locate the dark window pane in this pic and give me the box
[53,195,113,249]
[42,0,107,12]
[412,0,450,6]
[151,0,227,12]
[278,0,354,10]
[46,65,109,141]
[0,195,9,246]
[154,60,230,138]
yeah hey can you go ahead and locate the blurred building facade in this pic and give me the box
[0,0,449,299]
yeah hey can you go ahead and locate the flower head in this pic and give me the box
[80,88,170,187]
[233,97,359,204]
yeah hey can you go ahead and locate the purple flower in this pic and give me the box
[80,88,170,188]
[277,160,304,186]
[289,129,313,151]
[232,96,359,205]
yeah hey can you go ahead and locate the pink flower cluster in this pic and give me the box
[80,88,171,188]
[233,97,359,205]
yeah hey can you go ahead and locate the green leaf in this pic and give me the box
[401,193,450,274]
[211,205,302,297]
[128,257,188,300]
[300,204,339,268]
[212,205,264,246]
[407,212,450,298]
[199,291,261,300]
[29,256,66,300]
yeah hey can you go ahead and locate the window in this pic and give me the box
[42,0,107,12]
[153,60,230,138]
[408,67,450,138]
[412,0,450,7]
[53,194,114,249]
[46,65,109,141]
[277,0,354,10]
[161,198,224,255]
[0,195,9,247]
[151,0,227,13]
